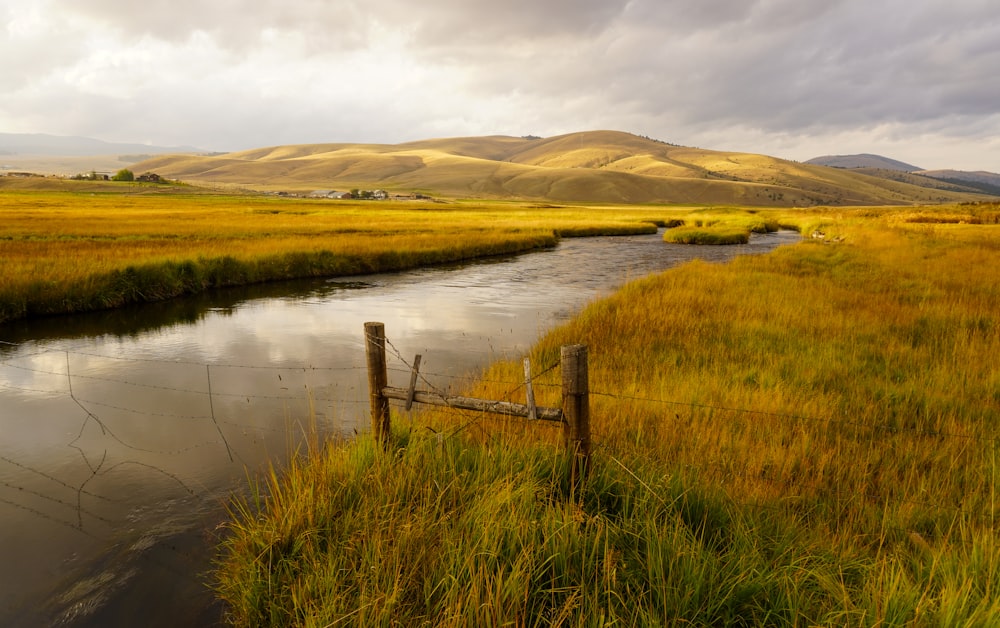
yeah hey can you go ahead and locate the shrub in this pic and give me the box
[112,168,135,182]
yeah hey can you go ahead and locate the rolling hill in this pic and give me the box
[0,132,208,177]
[915,169,1000,196]
[805,153,1000,198]
[805,154,922,172]
[0,132,204,157]
[132,131,997,206]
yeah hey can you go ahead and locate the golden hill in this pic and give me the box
[132,131,992,206]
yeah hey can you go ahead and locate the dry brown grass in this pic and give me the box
[133,131,993,206]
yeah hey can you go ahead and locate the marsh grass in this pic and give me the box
[662,226,750,244]
[0,191,674,323]
[216,203,1000,626]
[216,429,869,627]
[662,208,782,244]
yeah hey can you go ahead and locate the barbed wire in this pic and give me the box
[3,333,996,546]
[4,340,996,449]
[0,453,117,503]
[0,496,109,539]
[589,389,998,445]
[1,345,367,371]
[601,449,996,539]
[1,355,369,403]
[0,336,377,607]
[375,335,1000,536]
[382,333,562,410]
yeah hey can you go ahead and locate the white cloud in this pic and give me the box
[1,0,998,170]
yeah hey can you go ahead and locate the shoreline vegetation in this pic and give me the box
[661,207,782,244]
[0,189,682,325]
[215,203,1000,626]
[3,186,996,326]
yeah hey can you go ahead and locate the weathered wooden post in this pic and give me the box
[405,354,422,411]
[561,344,590,484]
[364,322,391,449]
[524,357,537,422]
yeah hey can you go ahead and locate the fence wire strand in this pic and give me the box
[3,330,998,568]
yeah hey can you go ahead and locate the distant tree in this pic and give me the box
[112,168,135,182]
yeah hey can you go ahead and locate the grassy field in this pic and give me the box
[0,186,687,324]
[215,203,1000,626]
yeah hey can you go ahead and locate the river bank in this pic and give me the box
[1,190,696,324]
[0,228,801,626]
[216,205,1000,626]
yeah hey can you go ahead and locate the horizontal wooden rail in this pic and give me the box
[366,322,588,485]
[382,386,564,422]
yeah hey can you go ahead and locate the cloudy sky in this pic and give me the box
[2,0,998,170]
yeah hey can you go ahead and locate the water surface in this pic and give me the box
[0,229,799,626]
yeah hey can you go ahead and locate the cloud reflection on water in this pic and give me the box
[0,230,799,625]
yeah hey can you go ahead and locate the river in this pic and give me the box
[0,229,798,626]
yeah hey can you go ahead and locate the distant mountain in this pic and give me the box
[131,131,997,206]
[840,168,991,195]
[917,169,1000,196]
[0,133,205,157]
[805,154,923,172]
[802,153,1000,196]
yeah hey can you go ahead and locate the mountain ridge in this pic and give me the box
[0,132,205,157]
[805,153,1000,197]
[16,130,991,206]
[805,153,923,172]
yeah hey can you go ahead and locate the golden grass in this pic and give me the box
[470,204,1000,536]
[214,203,1000,625]
[0,190,680,322]
[215,203,1000,626]
[132,131,993,206]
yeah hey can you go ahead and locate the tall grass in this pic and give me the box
[0,191,678,323]
[216,204,999,625]
[217,430,869,627]
[662,207,782,244]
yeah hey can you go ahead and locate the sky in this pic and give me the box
[2,0,999,171]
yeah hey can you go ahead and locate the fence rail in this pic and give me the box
[364,321,591,481]
[2,330,996,534]
[381,387,564,422]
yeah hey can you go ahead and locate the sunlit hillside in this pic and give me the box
[133,131,995,206]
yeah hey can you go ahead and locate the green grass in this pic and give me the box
[211,201,1000,625]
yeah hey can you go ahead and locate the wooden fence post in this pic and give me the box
[561,344,590,484]
[405,354,422,411]
[365,322,391,449]
[524,357,537,422]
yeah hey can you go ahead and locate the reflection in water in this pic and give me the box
[0,230,799,626]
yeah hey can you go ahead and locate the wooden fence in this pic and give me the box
[364,322,591,482]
